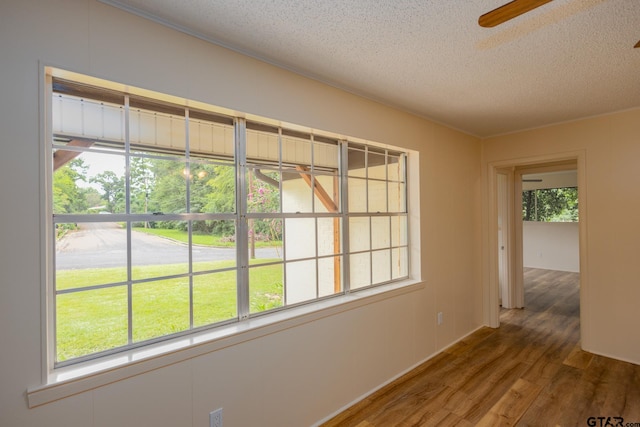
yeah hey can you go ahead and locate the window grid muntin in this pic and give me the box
[243,126,344,312]
[345,143,409,291]
[51,92,239,365]
[50,79,409,366]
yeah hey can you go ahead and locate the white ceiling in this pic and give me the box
[103,0,640,137]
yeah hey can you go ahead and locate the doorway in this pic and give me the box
[488,152,587,333]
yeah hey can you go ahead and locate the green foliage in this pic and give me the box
[90,170,125,213]
[147,159,187,215]
[247,171,282,241]
[129,156,154,214]
[52,158,89,214]
[522,187,578,222]
[55,223,78,239]
[205,165,236,214]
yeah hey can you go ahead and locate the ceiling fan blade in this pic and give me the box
[479,0,554,28]
[635,40,640,48]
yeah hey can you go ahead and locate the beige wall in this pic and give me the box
[0,1,482,426]
[523,222,580,272]
[482,108,640,364]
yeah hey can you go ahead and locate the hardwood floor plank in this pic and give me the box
[475,378,542,426]
[562,346,593,369]
[519,364,597,426]
[321,269,640,427]
[443,327,496,357]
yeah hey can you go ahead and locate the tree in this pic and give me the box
[247,170,281,243]
[130,156,154,215]
[202,164,235,213]
[522,187,578,222]
[53,158,89,214]
[90,170,125,213]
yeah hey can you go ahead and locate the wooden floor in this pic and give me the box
[322,269,640,426]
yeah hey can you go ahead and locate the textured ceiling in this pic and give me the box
[102,0,640,137]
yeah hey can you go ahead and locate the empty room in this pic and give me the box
[1,1,639,426]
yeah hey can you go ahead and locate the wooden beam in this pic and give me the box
[295,165,338,213]
[53,140,94,171]
[295,165,342,292]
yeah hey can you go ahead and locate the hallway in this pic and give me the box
[323,269,640,426]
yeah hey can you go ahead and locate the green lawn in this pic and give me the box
[56,260,283,362]
[133,226,281,248]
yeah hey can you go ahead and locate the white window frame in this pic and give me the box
[29,67,419,408]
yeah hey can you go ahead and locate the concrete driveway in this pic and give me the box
[56,222,279,269]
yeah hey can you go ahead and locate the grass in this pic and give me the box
[56,259,283,362]
[133,226,281,248]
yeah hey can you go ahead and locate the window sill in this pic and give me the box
[27,279,424,408]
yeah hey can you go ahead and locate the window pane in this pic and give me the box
[189,162,234,213]
[392,247,409,279]
[371,216,391,250]
[188,116,234,159]
[317,217,341,257]
[246,128,279,164]
[347,147,366,177]
[196,163,235,213]
[132,221,189,280]
[145,158,187,214]
[56,286,128,362]
[53,151,125,215]
[372,249,391,284]
[313,141,339,170]
[247,168,280,213]
[387,154,403,182]
[348,177,367,212]
[349,217,370,252]
[314,174,340,213]
[285,259,317,304]
[388,181,406,213]
[367,151,386,180]
[285,218,316,260]
[391,216,408,247]
[282,134,311,166]
[349,252,371,290]
[55,222,127,290]
[52,94,125,141]
[129,156,154,214]
[282,171,312,213]
[368,179,387,213]
[129,103,186,152]
[318,256,342,297]
[191,220,236,272]
[248,218,283,262]
[132,277,190,342]
[249,264,284,314]
[193,272,237,327]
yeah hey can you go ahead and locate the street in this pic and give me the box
[55,222,279,269]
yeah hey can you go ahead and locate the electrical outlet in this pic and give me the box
[210,408,223,427]
[437,312,443,325]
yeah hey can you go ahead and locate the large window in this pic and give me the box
[522,187,578,222]
[49,74,409,366]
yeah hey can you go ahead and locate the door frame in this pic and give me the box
[485,150,589,347]
[497,169,516,308]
